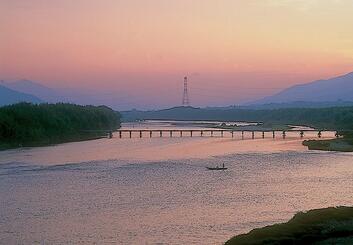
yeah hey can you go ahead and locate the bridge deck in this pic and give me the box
[116,129,328,132]
[111,128,342,139]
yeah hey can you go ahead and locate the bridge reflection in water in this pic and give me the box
[113,129,338,139]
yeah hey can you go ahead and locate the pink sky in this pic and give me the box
[1,0,353,108]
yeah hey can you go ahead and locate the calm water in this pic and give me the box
[0,122,353,244]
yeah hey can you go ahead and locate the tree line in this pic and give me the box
[0,103,121,149]
[123,106,353,137]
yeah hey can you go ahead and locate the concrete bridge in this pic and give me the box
[113,129,339,139]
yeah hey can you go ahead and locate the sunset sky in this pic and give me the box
[1,0,353,109]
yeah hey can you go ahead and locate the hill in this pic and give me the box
[2,79,70,103]
[216,101,353,110]
[0,84,42,106]
[252,72,353,104]
[0,103,121,149]
[225,206,353,245]
[121,106,353,130]
[2,79,131,110]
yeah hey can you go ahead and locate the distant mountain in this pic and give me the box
[2,79,104,105]
[0,84,42,106]
[252,72,353,104]
[239,101,353,110]
[203,101,353,110]
[121,105,353,124]
[2,79,130,110]
[2,79,69,103]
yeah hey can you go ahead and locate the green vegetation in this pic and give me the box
[123,106,353,151]
[225,206,353,245]
[303,139,353,152]
[122,106,353,130]
[0,103,121,149]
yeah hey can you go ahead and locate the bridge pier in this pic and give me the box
[115,129,336,140]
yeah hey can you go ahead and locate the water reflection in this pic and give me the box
[0,121,351,244]
[0,122,336,165]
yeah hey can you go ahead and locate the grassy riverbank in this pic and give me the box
[0,103,121,150]
[225,206,353,245]
[303,139,353,152]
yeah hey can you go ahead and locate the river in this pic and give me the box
[0,121,352,244]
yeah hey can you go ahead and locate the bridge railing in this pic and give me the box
[111,129,344,139]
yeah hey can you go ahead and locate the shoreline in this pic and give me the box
[5,133,347,153]
[0,133,109,151]
[303,138,353,152]
[225,206,353,245]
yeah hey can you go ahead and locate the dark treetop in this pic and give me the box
[0,103,121,149]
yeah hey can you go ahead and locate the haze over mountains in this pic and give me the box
[1,71,353,109]
[251,72,353,105]
[0,80,126,109]
[0,84,42,106]
[3,80,68,103]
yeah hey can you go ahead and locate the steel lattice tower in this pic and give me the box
[182,76,190,106]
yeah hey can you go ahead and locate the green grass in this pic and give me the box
[225,206,353,245]
[303,139,353,152]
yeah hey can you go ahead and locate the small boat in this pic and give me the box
[207,166,228,171]
[206,163,227,171]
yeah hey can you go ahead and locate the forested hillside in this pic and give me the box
[0,103,121,149]
[123,106,353,136]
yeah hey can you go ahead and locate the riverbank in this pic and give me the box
[0,132,108,150]
[2,120,353,244]
[303,138,353,152]
[225,206,353,245]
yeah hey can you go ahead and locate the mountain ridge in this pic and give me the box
[0,84,43,106]
[3,71,353,109]
[2,79,70,103]
[251,71,353,104]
